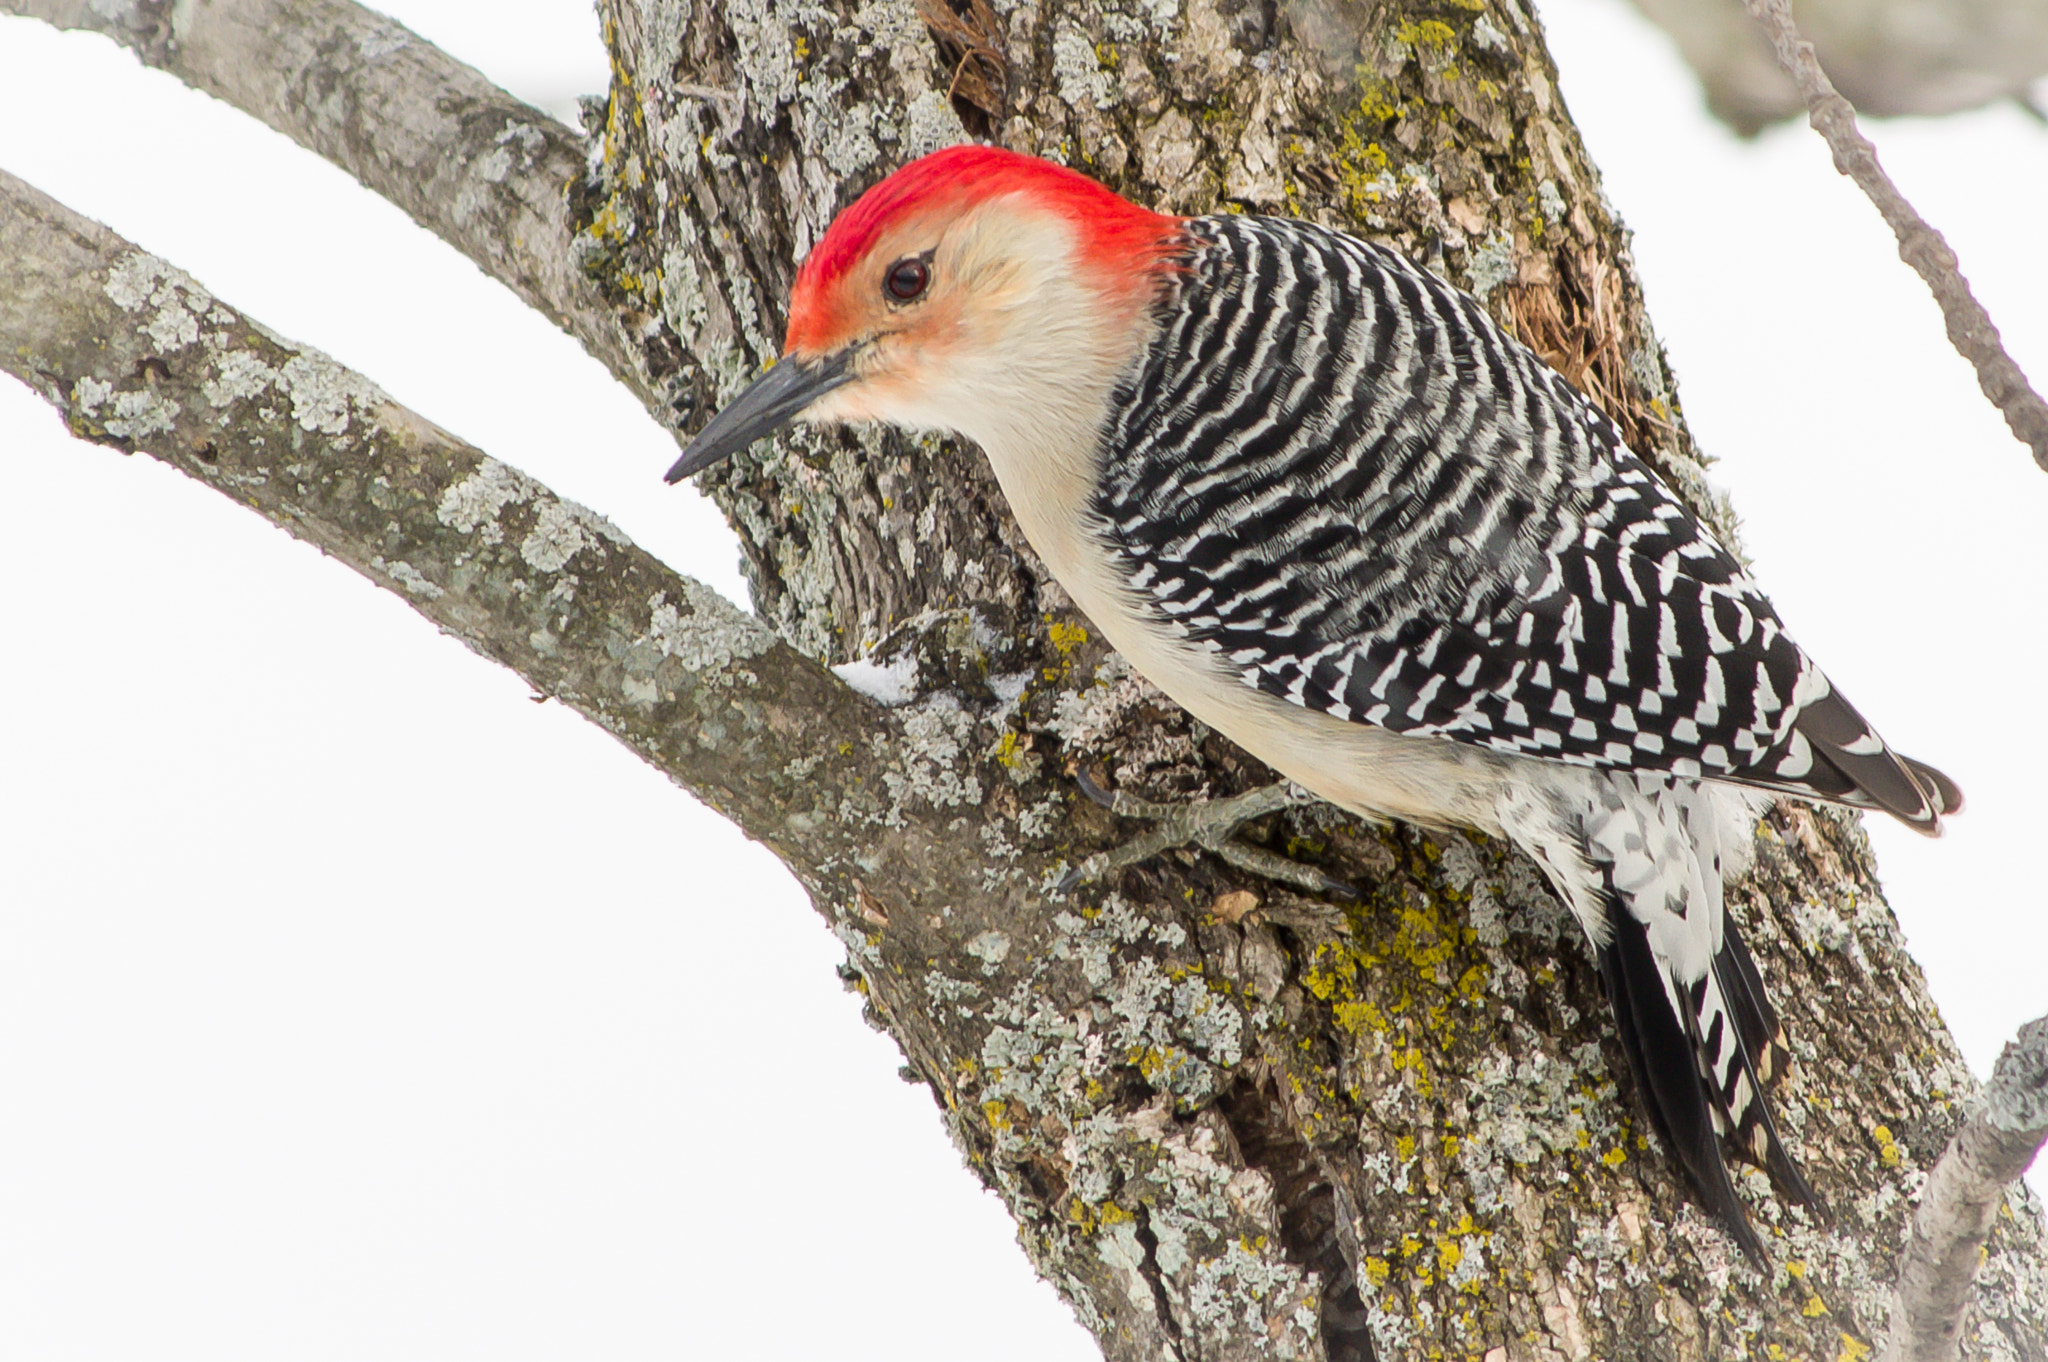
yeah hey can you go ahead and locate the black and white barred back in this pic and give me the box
[1096,215,1952,825]
[1089,214,1959,1253]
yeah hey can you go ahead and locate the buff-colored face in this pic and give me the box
[662,149,1177,486]
[787,197,1080,436]
[663,195,1064,483]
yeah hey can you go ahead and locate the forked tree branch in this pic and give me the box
[0,165,896,889]
[1882,1016,2048,1362]
[1,0,647,404]
[1743,0,2048,470]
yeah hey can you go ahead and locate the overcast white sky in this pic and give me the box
[0,2,2041,1358]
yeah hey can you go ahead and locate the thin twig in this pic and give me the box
[1878,1015,2048,1362]
[1743,0,2048,471]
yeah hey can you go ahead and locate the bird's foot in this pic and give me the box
[1057,773,1356,899]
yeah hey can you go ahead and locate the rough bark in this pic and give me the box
[5,0,2045,1358]
[0,168,902,885]
[573,1,2048,1356]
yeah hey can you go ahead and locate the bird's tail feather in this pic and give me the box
[1787,687,1961,834]
[1709,926,1825,1212]
[1596,907,1765,1260]
[1593,879,1818,1261]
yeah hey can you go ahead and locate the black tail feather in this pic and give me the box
[1903,756,1964,818]
[1712,922,1783,1081]
[1797,689,1951,834]
[1597,912,1766,1262]
[1594,905,1830,1262]
[1711,927,1826,1215]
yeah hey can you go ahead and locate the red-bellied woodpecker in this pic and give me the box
[664,144,1961,1257]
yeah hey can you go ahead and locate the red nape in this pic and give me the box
[786,146,1183,351]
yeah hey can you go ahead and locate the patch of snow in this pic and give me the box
[832,652,920,706]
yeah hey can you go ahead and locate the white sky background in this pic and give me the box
[0,1,2041,1357]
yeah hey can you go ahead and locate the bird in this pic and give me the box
[662,143,1960,1258]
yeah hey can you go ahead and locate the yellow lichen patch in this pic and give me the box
[1363,1256,1391,1288]
[1871,1124,1902,1168]
[1046,619,1089,654]
[1390,1041,1432,1094]
[1129,1044,1192,1085]
[1395,901,1460,973]
[982,1098,1012,1132]
[1836,1333,1873,1362]
[1303,940,1372,1002]
[1394,19,1459,51]
[1802,1295,1829,1318]
[1333,998,1388,1035]
[1600,1146,1626,1168]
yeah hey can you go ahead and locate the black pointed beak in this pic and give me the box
[663,351,856,483]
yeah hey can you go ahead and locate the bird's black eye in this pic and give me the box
[884,256,930,302]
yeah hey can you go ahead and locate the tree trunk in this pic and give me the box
[571,0,2045,1357]
[3,0,2042,1355]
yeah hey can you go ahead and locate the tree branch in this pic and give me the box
[0,165,887,886]
[1882,1016,2048,1362]
[1743,0,2048,470]
[1,0,647,405]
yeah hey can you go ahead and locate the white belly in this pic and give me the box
[1048,525,1513,837]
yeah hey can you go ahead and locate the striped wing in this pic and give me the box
[1093,215,1950,828]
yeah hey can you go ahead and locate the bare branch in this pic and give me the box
[0,165,886,884]
[2,0,646,404]
[1743,0,2048,470]
[1882,1015,2048,1362]
[1630,0,2048,134]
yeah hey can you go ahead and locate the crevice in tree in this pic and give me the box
[1218,1077,1377,1362]
[1132,1206,1190,1361]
